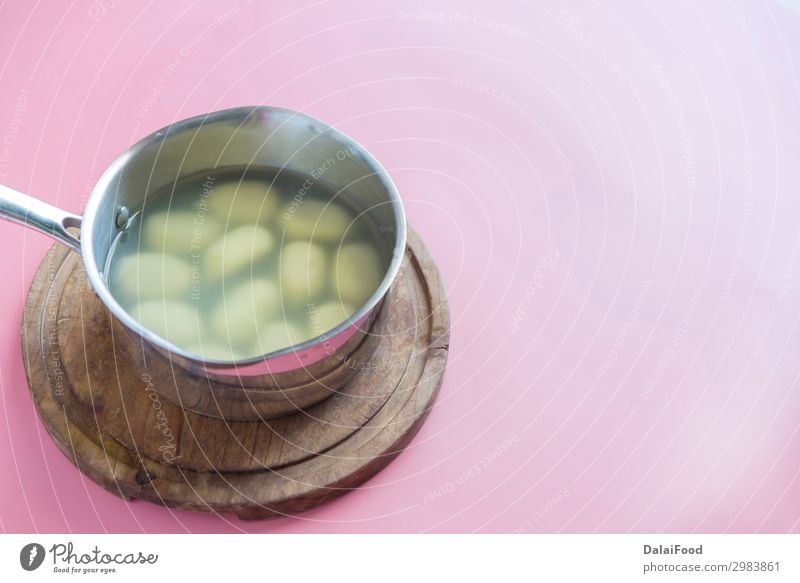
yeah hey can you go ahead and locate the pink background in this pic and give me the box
[2,0,800,533]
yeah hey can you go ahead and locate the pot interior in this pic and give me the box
[81,107,406,363]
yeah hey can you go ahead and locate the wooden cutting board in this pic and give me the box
[21,228,449,520]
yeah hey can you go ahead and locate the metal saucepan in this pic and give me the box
[0,106,406,419]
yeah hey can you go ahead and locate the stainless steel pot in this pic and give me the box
[0,106,406,419]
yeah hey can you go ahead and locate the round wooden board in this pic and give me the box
[21,229,449,520]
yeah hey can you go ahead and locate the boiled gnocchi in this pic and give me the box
[203,224,275,280]
[111,252,193,301]
[132,300,203,348]
[142,209,222,252]
[206,179,281,225]
[332,244,383,306]
[210,278,281,345]
[108,170,388,362]
[309,301,356,337]
[279,241,328,307]
[279,198,352,242]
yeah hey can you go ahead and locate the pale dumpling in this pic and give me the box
[309,301,355,337]
[279,199,352,242]
[205,179,281,224]
[131,300,202,348]
[203,225,275,279]
[252,321,308,356]
[111,252,192,301]
[332,244,383,306]
[210,278,281,346]
[279,241,328,306]
[142,209,222,252]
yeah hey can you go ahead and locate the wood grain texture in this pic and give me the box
[22,228,449,519]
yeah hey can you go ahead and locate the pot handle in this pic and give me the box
[0,184,82,252]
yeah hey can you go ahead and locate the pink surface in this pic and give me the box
[2,0,800,533]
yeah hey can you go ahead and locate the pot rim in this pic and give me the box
[81,106,407,367]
